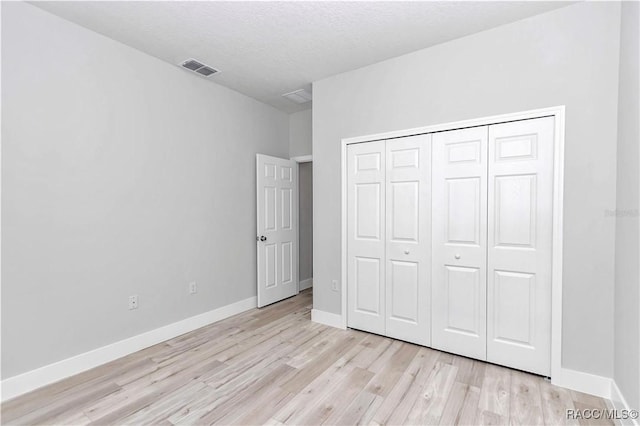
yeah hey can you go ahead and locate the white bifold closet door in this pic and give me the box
[347,135,431,345]
[486,117,554,376]
[431,127,488,361]
[347,115,554,376]
[432,117,553,376]
[347,140,386,335]
[385,135,431,345]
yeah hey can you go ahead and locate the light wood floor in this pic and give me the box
[2,289,612,425]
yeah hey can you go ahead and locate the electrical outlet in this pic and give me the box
[332,280,339,292]
[189,281,197,294]
[128,295,138,310]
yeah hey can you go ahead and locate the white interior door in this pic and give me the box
[486,117,554,376]
[347,141,386,335]
[385,135,431,346]
[256,154,298,308]
[432,126,488,360]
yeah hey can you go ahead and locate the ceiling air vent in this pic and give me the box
[180,59,220,77]
[282,89,312,104]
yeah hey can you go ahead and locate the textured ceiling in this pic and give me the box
[32,1,572,113]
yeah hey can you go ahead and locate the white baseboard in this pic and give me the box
[611,380,639,426]
[0,296,257,402]
[553,367,612,399]
[299,278,313,291]
[311,309,345,330]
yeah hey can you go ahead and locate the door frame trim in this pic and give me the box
[291,155,312,163]
[340,105,565,381]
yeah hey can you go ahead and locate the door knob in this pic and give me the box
[257,236,267,242]
[454,253,461,259]
[404,249,410,255]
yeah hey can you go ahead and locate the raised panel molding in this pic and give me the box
[281,242,293,284]
[446,140,481,163]
[281,188,292,230]
[355,257,380,314]
[446,177,480,245]
[391,181,419,242]
[264,163,276,178]
[356,152,381,171]
[391,148,419,169]
[265,186,276,231]
[265,243,277,288]
[493,270,535,347]
[389,260,419,323]
[355,183,381,240]
[495,134,538,161]
[445,265,480,336]
[281,165,292,181]
[494,174,537,247]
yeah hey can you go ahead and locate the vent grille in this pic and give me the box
[180,59,220,77]
[196,66,217,76]
[282,89,312,104]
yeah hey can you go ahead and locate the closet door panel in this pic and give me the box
[432,127,488,360]
[487,117,554,376]
[347,141,386,335]
[385,135,431,346]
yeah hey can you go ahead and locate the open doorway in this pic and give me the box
[298,160,313,291]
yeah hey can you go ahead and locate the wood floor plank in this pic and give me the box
[1,289,612,426]
[286,327,341,369]
[372,347,440,425]
[4,381,121,425]
[165,384,222,425]
[47,409,93,426]
[539,379,579,425]
[367,340,404,374]
[439,381,470,425]
[274,362,358,424]
[351,334,394,370]
[2,354,159,422]
[228,385,294,425]
[296,366,374,425]
[478,363,512,423]
[117,380,209,425]
[86,358,225,425]
[404,361,458,425]
[458,385,482,425]
[453,356,486,389]
[197,364,297,425]
[273,339,369,423]
[365,342,420,397]
[334,390,382,426]
[571,390,609,410]
[278,332,367,394]
[510,370,545,425]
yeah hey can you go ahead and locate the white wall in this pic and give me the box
[298,163,313,282]
[313,1,621,377]
[1,2,289,379]
[289,109,312,158]
[614,0,640,411]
